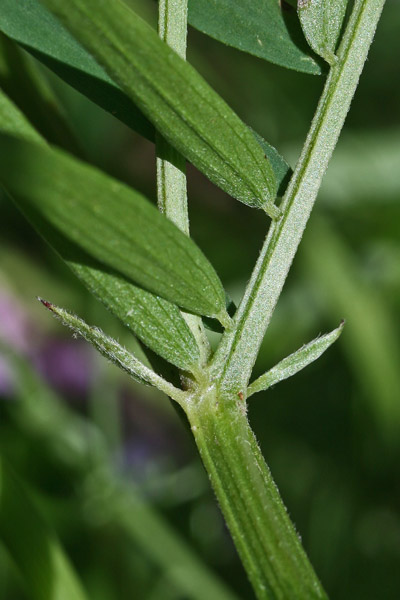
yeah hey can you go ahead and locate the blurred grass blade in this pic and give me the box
[0,457,88,600]
[3,348,240,600]
[0,0,154,141]
[0,33,82,156]
[302,218,400,447]
[38,298,186,403]
[298,0,348,65]
[0,88,42,143]
[247,321,344,398]
[0,91,201,372]
[188,0,322,75]
[0,133,229,325]
[40,0,278,215]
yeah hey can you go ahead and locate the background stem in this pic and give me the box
[211,0,386,395]
[156,0,210,365]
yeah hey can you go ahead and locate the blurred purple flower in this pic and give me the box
[0,291,34,352]
[34,338,95,400]
[120,436,159,472]
[0,289,36,397]
[0,288,97,401]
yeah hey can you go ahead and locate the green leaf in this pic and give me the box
[0,457,89,600]
[40,0,278,216]
[298,0,349,65]
[0,0,153,141]
[0,89,200,373]
[247,321,344,398]
[188,0,322,75]
[0,134,229,326]
[38,298,186,402]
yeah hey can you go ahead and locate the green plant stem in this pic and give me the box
[156,0,210,366]
[156,0,189,232]
[185,389,327,599]
[187,1,386,597]
[211,0,386,396]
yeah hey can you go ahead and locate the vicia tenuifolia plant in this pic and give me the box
[0,0,386,597]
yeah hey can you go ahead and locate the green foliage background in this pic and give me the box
[0,1,399,598]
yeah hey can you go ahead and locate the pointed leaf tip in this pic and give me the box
[38,297,54,310]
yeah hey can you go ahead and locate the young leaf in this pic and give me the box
[247,321,344,398]
[188,0,322,75]
[298,0,349,65]
[40,0,278,216]
[0,457,89,600]
[39,298,186,403]
[0,134,229,325]
[0,0,153,141]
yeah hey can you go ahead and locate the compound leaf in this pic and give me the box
[0,1,290,203]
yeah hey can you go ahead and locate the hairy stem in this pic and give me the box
[211,0,386,395]
[156,0,210,365]
[185,389,327,599]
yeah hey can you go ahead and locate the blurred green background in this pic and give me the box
[1,1,400,598]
